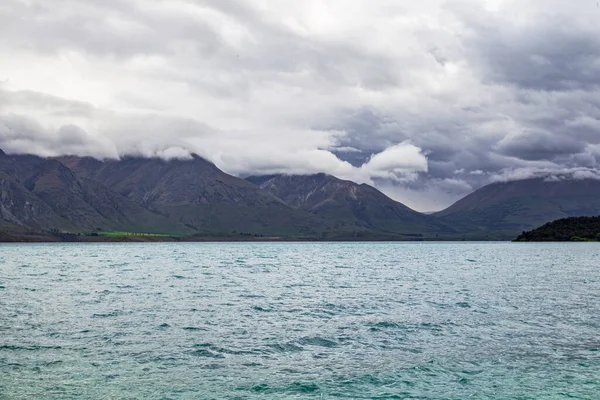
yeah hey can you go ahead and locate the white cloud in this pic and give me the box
[1,0,600,211]
[490,166,600,183]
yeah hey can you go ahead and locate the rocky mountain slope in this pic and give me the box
[0,151,193,235]
[247,173,456,237]
[58,155,330,236]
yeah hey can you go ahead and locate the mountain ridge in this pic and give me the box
[246,173,457,236]
[0,151,194,235]
[2,148,600,240]
[57,154,332,236]
[435,177,600,236]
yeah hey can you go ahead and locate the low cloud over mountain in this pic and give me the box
[1,0,599,211]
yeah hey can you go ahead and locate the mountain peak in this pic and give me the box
[436,177,600,235]
[244,173,452,236]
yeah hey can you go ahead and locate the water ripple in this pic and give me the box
[1,242,599,399]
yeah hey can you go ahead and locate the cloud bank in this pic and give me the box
[1,0,599,211]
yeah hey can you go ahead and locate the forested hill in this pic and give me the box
[514,216,600,242]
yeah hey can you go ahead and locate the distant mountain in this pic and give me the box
[246,173,456,237]
[58,155,330,236]
[0,151,193,235]
[435,178,600,236]
[515,216,600,242]
[6,147,600,241]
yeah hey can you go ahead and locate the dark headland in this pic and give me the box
[514,216,600,242]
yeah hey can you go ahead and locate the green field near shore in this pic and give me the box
[99,231,173,237]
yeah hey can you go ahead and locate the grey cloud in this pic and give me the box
[1,0,600,211]
[0,89,94,117]
[0,0,400,94]
[455,3,600,92]
[491,166,600,183]
[56,124,90,146]
[0,113,116,157]
[495,131,587,161]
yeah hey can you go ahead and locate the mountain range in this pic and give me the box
[1,148,599,241]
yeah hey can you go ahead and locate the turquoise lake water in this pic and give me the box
[1,242,599,399]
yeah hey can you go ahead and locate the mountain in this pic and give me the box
[246,173,456,237]
[58,155,330,236]
[435,178,600,236]
[515,216,600,242]
[7,147,600,241]
[0,151,193,235]
[0,168,72,231]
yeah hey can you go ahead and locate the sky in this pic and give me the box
[1,0,600,211]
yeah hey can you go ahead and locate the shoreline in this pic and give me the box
[0,233,511,243]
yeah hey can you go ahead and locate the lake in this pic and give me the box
[1,242,599,399]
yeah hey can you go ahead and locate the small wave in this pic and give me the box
[193,343,259,356]
[298,336,338,348]
[189,349,225,358]
[366,321,403,329]
[201,363,225,369]
[241,362,262,367]
[420,322,444,331]
[287,382,320,394]
[91,311,122,318]
[43,360,64,367]
[284,283,311,288]
[182,326,207,331]
[249,384,271,393]
[0,345,63,351]
[252,305,274,312]
[266,342,304,353]
[109,262,129,267]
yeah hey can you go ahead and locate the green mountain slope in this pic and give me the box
[435,178,600,237]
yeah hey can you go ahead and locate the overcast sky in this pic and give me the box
[1,0,600,211]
